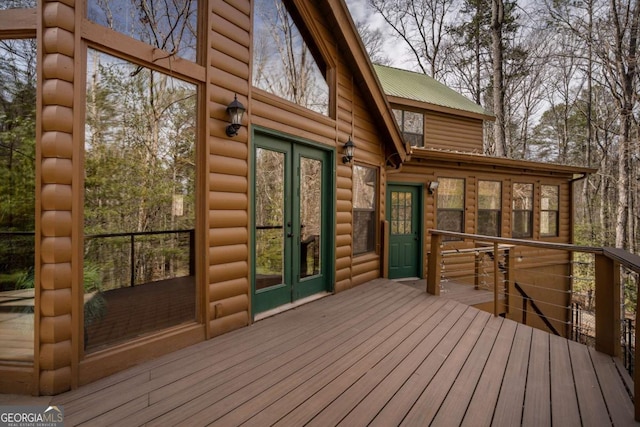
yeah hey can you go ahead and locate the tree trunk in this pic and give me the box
[610,0,640,250]
[491,0,506,157]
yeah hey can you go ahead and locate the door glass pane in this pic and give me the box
[300,157,321,279]
[255,148,285,289]
[391,191,412,235]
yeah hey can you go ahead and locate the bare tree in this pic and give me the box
[355,19,393,66]
[490,0,506,156]
[367,0,457,78]
[596,0,640,250]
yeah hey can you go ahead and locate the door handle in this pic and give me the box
[287,233,294,238]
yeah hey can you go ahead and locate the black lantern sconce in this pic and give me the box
[342,137,356,164]
[226,94,246,137]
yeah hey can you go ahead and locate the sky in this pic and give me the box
[344,0,407,69]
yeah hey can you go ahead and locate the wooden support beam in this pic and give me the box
[426,234,442,295]
[594,254,620,357]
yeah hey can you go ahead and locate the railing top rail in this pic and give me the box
[603,247,640,275]
[85,229,195,239]
[440,243,515,256]
[428,229,604,254]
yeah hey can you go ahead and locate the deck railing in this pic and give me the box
[85,229,195,289]
[426,229,640,421]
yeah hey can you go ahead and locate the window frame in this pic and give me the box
[436,177,465,239]
[251,0,333,117]
[540,184,560,237]
[477,180,502,237]
[393,108,424,147]
[512,182,533,238]
[79,4,207,353]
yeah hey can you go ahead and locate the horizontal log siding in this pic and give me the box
[424,111,484,153]
[208,1,392,317]
[209,1,251,337]
[392,163,575,309]
[335,61,386,290]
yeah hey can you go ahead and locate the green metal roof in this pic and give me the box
[373,64,492,118]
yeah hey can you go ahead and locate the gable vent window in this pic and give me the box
[393,109,424,147]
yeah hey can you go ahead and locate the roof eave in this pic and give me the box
[323,0,407,162]
[409,148,597,176]
[387,96,495,122]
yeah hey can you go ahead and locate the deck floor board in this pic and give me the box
[522,328,551,426]
[36,279,636,426]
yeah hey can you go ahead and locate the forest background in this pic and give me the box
[348,0,640,255]
[1,0,638,292]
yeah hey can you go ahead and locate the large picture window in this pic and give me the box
[353,165,377,255]
[0,1,36,9]
[393,109,424,147]
[252,0,329,115]
[437,178,464,238]
[541,185,559,237]
[87,0,199,62]
[0,38,36,363]
[83,49,197,352]
[512,183,533,238]
[477,180,501,236]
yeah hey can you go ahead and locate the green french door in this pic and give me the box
[253,133,332,315]
[387,184,422,279]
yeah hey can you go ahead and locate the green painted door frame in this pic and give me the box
[251,128,335,316]
[387,184,423,279]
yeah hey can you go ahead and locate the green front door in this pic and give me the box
[387,185,422,279]
[253,133,332,315]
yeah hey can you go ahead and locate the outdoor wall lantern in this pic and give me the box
[226,94,246,137]
[342,137,356,164]
[428,181,439,194]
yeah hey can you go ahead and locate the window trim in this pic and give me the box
[352,163,378,256]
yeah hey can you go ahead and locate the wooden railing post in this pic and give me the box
[504,247,514,315]
[474,252,481,290]
[636,295,640,421]
[594,253,620,356]
[493,242,499,316]
[427,233,442,295]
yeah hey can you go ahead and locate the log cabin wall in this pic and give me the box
[38,0,77,396]
[391,156,580,336]
[208,0,252,339]
[0,0,402,395]
[423,110,484,153]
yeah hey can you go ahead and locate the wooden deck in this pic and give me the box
[11,278,635,426]
[398,278,500,307]
[0,289,34,362]
[0,277,195,361]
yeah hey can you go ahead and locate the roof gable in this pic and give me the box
[374,64,493,120]
[318,0,408,163]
